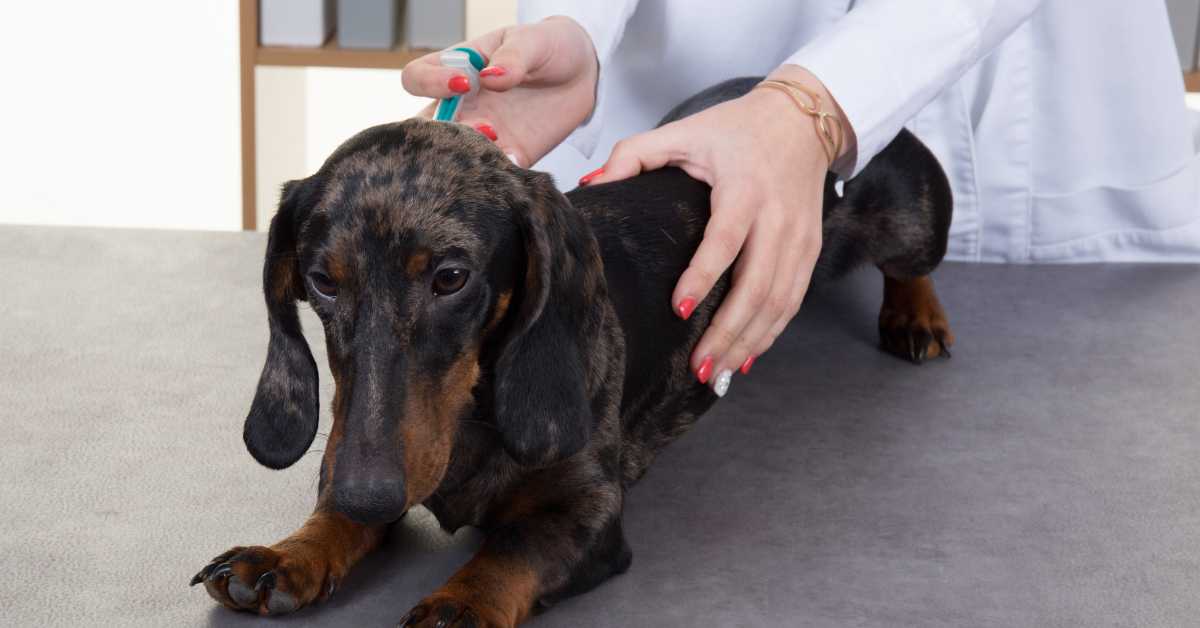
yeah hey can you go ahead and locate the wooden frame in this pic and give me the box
[1187,72,1200,93]
[239,0,436,230]
[239,0,257,231]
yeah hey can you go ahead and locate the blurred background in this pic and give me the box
[0,0,515,233]
[0,0,1195,233]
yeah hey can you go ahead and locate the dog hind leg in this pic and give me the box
[814,130,955,364]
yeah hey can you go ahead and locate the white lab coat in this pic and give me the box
[520,0,1200,262]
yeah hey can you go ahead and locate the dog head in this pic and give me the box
[243,119,607,523]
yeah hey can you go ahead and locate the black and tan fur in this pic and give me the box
[191,78,954,626]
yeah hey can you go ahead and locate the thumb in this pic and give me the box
[477,33,543,92]
[581,124,688,186]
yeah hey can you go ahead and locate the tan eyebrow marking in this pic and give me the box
[405,248,432,278]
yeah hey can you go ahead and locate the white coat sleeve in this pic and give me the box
[518,0,642,157]
[785,0,1045,178]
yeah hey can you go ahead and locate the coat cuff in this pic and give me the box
[783,2,979,179]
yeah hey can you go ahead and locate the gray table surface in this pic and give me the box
[2,225,1199,628]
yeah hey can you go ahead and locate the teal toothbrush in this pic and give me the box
[434,47,487,122]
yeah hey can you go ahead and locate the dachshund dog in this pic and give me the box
[191,78,953,626]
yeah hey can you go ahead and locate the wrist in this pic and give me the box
[765,65,857,168]
[741,88,826,166]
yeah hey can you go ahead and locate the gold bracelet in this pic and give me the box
[754,78,844,168]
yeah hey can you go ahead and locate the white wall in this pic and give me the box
[255,66,428,229]
[1167,0,1200,71]
[0,1,242,231]
[0,0,514,232]
[255,67,308,230]
[256,0,517,229]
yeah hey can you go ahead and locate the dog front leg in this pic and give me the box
[399,484,630,628]
[191,509,385,615]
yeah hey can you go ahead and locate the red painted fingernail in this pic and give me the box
[696,356,714,384]
[740,355,756,375]
[448,75,470,93]
[578,167,605,186]
[677,297,697,320]
[479,66,507,78]
[474,124,498,141]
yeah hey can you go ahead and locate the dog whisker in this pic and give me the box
[458,419,498,432]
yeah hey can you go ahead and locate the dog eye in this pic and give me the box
[308,271,337,300]
[432,268,469,296]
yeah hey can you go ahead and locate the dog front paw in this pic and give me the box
[398,594,512,628]
[190,545,337,616]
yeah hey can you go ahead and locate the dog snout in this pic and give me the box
[331,475,407,524]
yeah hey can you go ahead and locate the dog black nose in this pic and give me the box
[331,478,407,524]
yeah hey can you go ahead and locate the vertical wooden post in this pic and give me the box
[239,0,258,230]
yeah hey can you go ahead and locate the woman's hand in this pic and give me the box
[402,17,598,167]
[582,65,855,396]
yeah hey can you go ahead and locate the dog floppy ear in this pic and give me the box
[243,179,320,470]
[493,173,603,467]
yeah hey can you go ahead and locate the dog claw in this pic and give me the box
[191,556,227,586]
[209,563,233,581]
[436,603,464,627]
[880,328,934,365]
[916,333,932,363]
[398,606,427,626]
[326,576,338,598]
[906,333,920,364]
[255,571,276,592]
